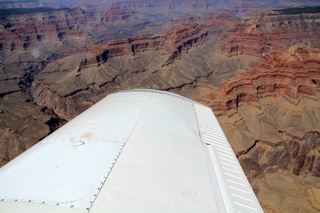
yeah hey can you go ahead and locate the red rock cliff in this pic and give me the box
[87,23,208,64]
[220,11,320,57]
[211,45,320,114]
[0,7,90,51]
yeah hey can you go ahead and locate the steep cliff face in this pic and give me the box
[220,10,320,57]
[0,7,238,167]
[87,22,210,65]
[32,22,212,118]
[0,6,160,64]
[200,46,320,212]
[0,62,65,167]
[211,46,320,113]
[239,131,320,178]
[1,3,320,212]
[0,92,65,166]
[0,7,89,52]
[30,10,240,119]
[87,35,167,57]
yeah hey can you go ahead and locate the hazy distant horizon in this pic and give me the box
[0,0,319,10]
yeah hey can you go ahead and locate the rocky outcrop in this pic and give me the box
[0,92,66,167]
[1,3,320,212]
[220,9,320,57]
[0,7,90,52]
[32,22,211,118]
[0,6,152,62]
[202,46,320,186]
[0,62,66,166]
[87,23,208,63]
[238,131,320,178]
[166,23,208,52]
[0,4,217,64]
[100,8,136,22]
[87,35,166,59]
[0,1,242,64]
[211,46,320,114]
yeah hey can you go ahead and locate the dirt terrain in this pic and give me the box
[0,1,320,212]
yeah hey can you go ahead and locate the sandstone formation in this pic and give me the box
[193,46,320,212]
[211,46,320,114]
[0,0,245,60]
[87,35,167,56]
[0,62,65,166]
[220,8,320,57]
[0,6,160,62]
[0,7,89,52]
[1,1,320,212]
[0,6,239,168]
[89,22,209,61]
[32,22,215,118]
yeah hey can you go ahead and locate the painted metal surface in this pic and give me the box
[0,138,124,212]
[194,104,263,213]
[0,89,263,212]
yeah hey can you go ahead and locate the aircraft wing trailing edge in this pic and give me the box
[0,89,264,212]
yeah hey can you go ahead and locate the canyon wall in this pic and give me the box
[0,7,89,52]
[208,45,320,177]
[0,7,238,167]
[32,22,211,118]
[1,3,320,212]
[212,46,320,113]
[220,9,320,57]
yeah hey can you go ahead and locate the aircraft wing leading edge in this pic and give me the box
[0,89,263,212]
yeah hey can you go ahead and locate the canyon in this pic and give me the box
[209,45,320,176]
[0,1,320,212]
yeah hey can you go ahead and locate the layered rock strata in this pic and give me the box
[211,46,320,114]
[204,46,320,181]
[1,4,320,212]
[33,23,211,118]
[220,9,320,57]
[0,7,89,52]
[196,45,320,212]
[88,23,208,60]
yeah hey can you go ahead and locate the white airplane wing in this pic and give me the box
[0,89,263,213]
